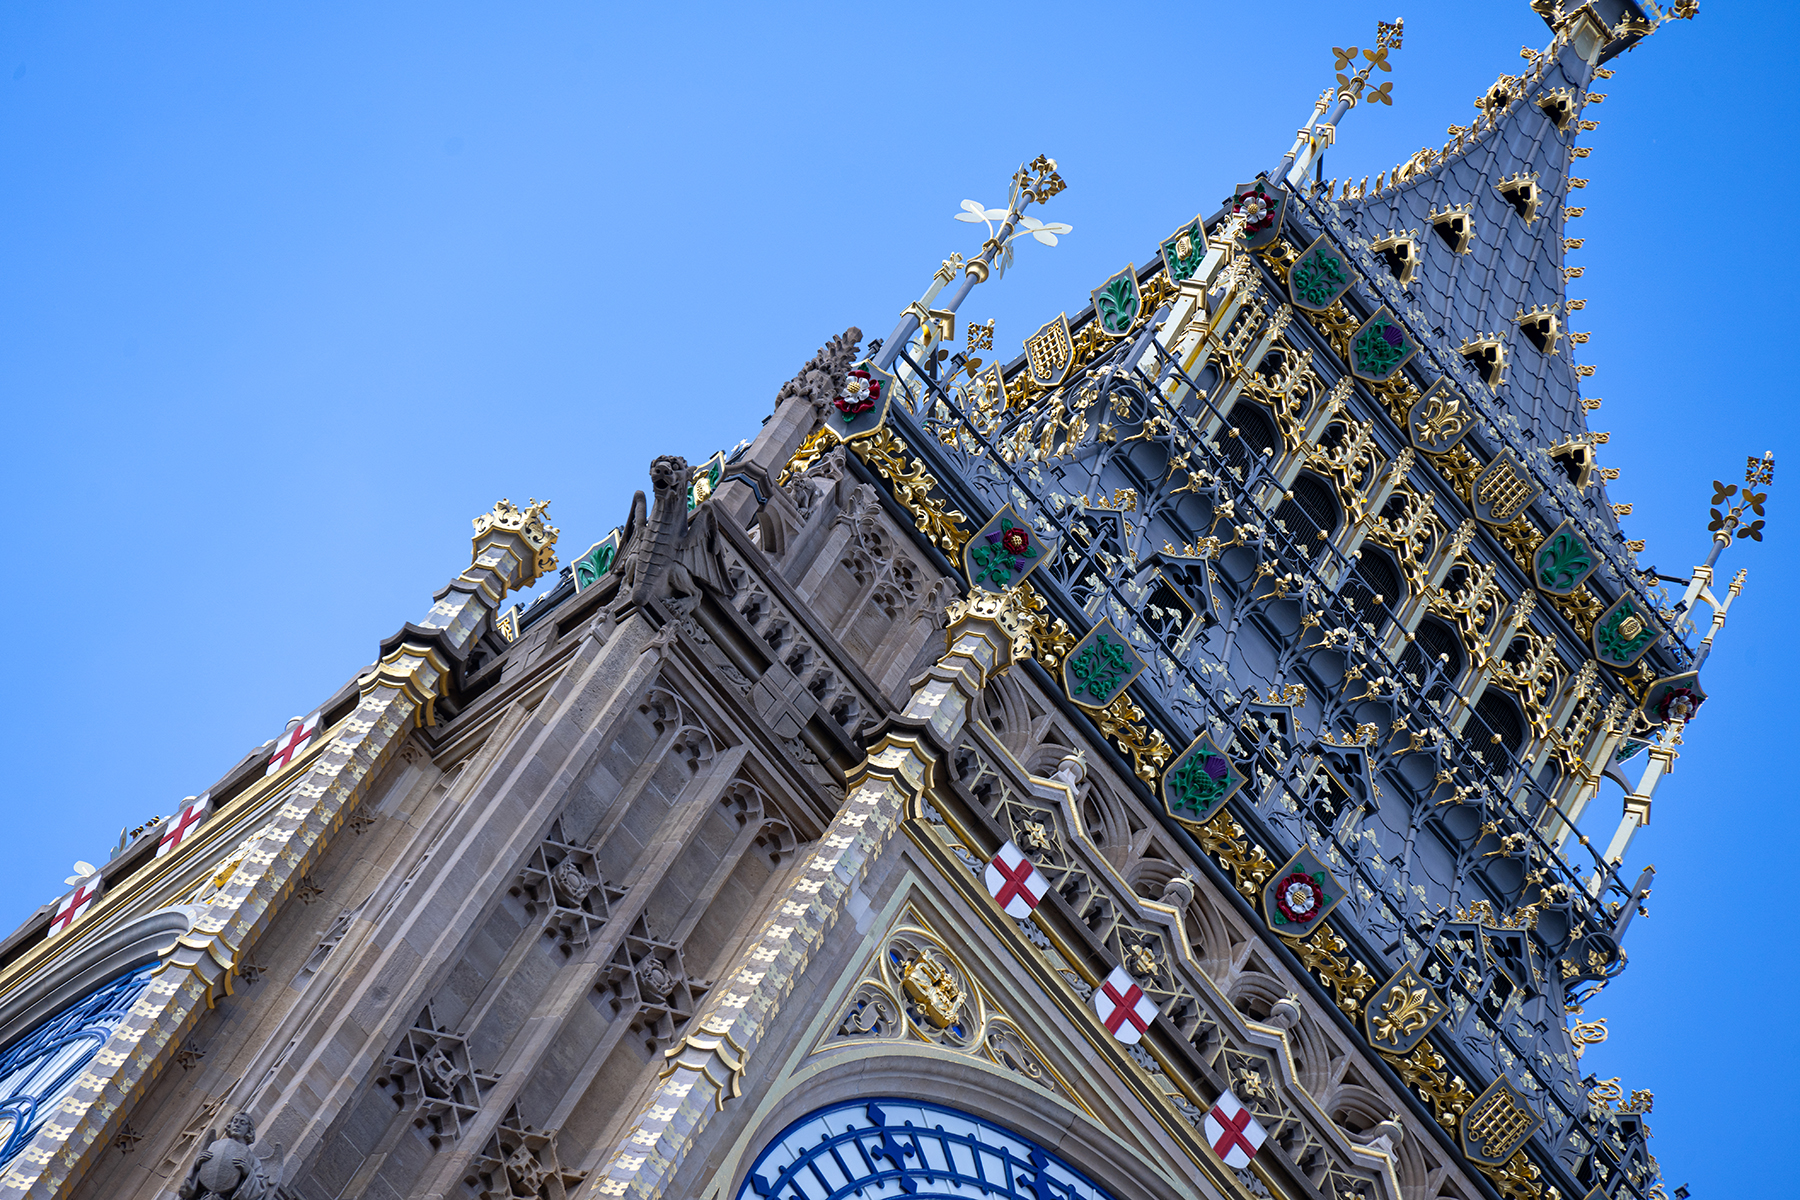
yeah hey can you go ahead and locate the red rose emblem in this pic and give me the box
[1274,872,1325,924]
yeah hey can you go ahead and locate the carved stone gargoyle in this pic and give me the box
[178,1113,282,1200]
[612,453,732,616]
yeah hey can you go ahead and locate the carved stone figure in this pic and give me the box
[178,1113,280,1200]
[772,327,862,419]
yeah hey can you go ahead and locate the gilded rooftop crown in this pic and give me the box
[472,497,560,580]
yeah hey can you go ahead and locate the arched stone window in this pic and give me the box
[737,1099,1124,1200]
[0,966,155,1166]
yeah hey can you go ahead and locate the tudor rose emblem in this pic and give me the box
[828,359,895,444]
[1261,846,1344,939]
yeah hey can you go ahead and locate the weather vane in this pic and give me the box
[875,155,1071,373]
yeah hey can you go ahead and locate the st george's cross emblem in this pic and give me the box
[1203,1090,1268,1169]
[156,793,212,858]
[48,873,102,939]
[267,712,322,776]
[984,841,1050,919]
[1091,964,1158,1045]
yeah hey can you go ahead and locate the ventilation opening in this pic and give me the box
[1341,551,1401,634]
[1519,309,1559,353]
[1430,207,1473,254]
[1496,175,1541,225]
[1469,691,1526,759]
[1273,473,1340,556]
[1459,338,1506,388]
[1549,440,1595,488]
[1219,404,1280,479]
[1371,234,1418,287]
[1537,89,1574,131]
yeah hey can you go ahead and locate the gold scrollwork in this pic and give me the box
[1289,926,1378,1016]
[848,427,971,553]
[1379,1040,1479,1133]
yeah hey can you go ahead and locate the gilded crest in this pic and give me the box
[1024,314,1074,388]
[1470,450,1543,525]
[1348,307,1418,382]
[1161,732,1245,828]
[1261,846,1344,940]
[1363,965,1446,1055]
[1532,519,1598,596]
[1460,1079,1540,1167]
[1407,377,1473,454]
[964,504,1051,594]
[1091,264,1142,337]
[1641,671,1704,721]
[827,358,896,444]
[571,529,623,592]
[1287,235,1354,311]
[1226,179,1286,251]
[1161,216,1206,283]
[1060,618,1146,710]
[1591,593,1660,669]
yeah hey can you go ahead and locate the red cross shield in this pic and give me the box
[48,876,102,939]
[1204,1090,1268,1169]
[156,794,212,858]
[1090,965,1158,1045]
[266,711,321,776]
[984,841,1049,919]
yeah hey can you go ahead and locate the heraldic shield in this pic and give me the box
[1023,313,1074,388]
[964,504,1051,593]
[572,528,623,592]
[1363,964,1447,1056]
[1470,450,1544,526]
[1592,592,1661,668]
[827,358,895,444]
[1348,306,1418,383]
[1262,846,1344,940]
[1161,216,1206,283]
[1533,519,1599,596]
[1287,235,1355,312]
[1643,670,1705,722]
[1091,264,1142,337]
[1460,1079,1541,1168]
[1407,376,1474,454]
[1061,618,1146,710]
[1226,179,1286,251]
[1161,732,1245,828]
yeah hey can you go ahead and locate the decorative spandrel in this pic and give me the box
[827,359,895,443]
[1091,264,1142,337]
[1407,376,1474,454]
[1262,846,1343,939]
[1592,593,1660,668]
[1288,235,1354,312]
[1061,618,1146,710]
[1161,217,1206,283]
[964,505,1049,593]
[1348,307,1417,382]
[1533,520,1597,596]
[1161,733,1245,827]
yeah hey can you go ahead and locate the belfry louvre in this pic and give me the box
[0,5,1753,1200]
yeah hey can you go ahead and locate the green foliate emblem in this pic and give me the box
[1288,235,1353,311]
[1592,594,1659,667]
[1162,732,1245,825]
[1533,520,1597,596]
[963,504,1050,594]
[1349,307,1417,381]
[1161,217,1206,283]
[1061,618,1146,710]
[1092,265,1141,337]
[572,530,623,592]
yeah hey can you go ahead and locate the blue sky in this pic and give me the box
[2,2,1793,1194]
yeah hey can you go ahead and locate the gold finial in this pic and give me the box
[472,497,560,580]
[1706,453,1772,544]
[1332,19,1403,107]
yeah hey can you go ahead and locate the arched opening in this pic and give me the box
[1400,617,1463,710]
[1219,403,1280,481]
[1469,690,1526,760]
[1340,549,1401,634]
[1273,473,1340,558]
[737,1098,1125,1200]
